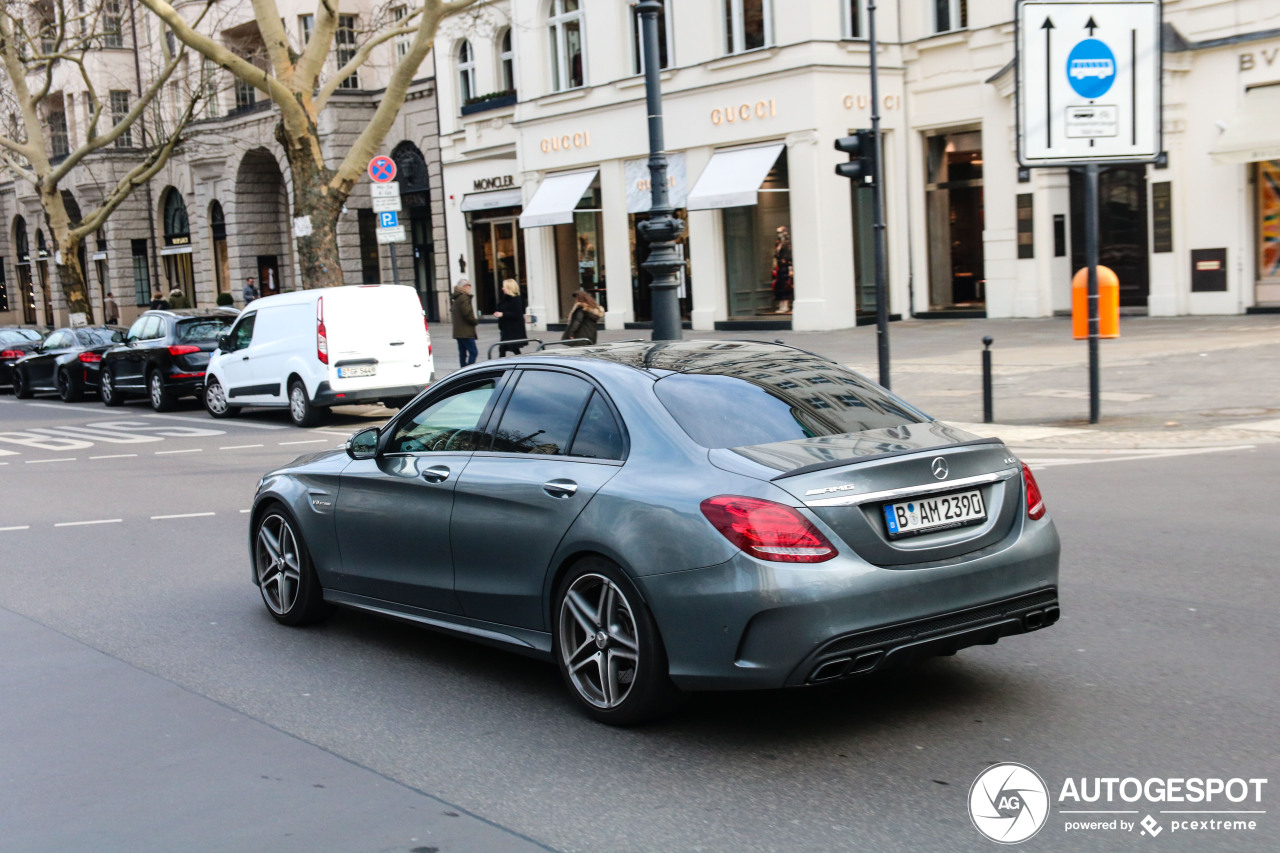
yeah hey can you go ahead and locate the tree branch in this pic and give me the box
[295,0,342,90]
[314,13,424,111]
[249,0,295,85]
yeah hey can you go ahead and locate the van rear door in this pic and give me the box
[324,286,433,392]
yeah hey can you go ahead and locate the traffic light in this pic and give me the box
[834,130,877,186]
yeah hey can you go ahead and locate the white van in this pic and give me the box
[204,285,434,426]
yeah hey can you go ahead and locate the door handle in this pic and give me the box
[241,355,250,361]
[421,465,451,483]
[543,479,578,498]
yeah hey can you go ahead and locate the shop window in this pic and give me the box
[925,130,985,308]
[630,0,672,75]
[722,149,789,317]
[725,0,771,55]
[629,209,691,322]
[357,209,381,284]
[0,262,7,312]
[1257,161,1280,301]
[553,181,604,320]
[131,239,150,306]
[934,0,968,34]
[458,39,476,103]
[548,0,584,92]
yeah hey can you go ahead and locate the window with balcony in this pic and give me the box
[630,0,672,75]
[935,0,968,33]
[548,0,584,92]
[458,39,476,102]
[499,27,515,91]
[337,15,359,89]
[724,0,771,54]
[109,90,131,147]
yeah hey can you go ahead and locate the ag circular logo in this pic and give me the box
[1066,38,1117,99]
[969,763,1050,844]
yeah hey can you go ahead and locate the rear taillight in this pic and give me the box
[424,316,430,333]
[77,352,102,364]
[700,496,836,563]
[0,350,24,359]
[167,345,200,356]
[317,296,329,364]
[1022,462,1046,520]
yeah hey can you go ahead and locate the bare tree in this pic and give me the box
[0,0,212,322]
[138,0,478,289]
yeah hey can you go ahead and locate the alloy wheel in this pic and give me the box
[558,573,641,709]
[150,373,163,408]
[255,514,302,616]
[289,385,307,423]
[100,367,116,404]
[205,379,228,415]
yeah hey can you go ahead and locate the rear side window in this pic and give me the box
[654,368,924,449]
[177,317,234,343]
[76,328,124,346]
[569,392,625,460]
[490,371,594,455]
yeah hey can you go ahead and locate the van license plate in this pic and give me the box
[338,364,376,378]
[883,489,986,538]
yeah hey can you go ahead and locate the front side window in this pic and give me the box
[458,40,476,103]
[630,0,672,75]
[548,0,584,92]
[388,379,499,453]
[226,313,256,351]
[337,15,359,89]
[725,0,771,55]
[935,0,968,33]
[490,370,594,455]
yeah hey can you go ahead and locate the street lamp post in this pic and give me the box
[636,0,684,341]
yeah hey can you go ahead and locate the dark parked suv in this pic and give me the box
[100,309,239,411]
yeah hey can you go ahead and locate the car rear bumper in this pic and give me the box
[637,516,1061,691]
[312,381,427,407]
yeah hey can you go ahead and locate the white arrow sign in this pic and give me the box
[1017,0,1162,166]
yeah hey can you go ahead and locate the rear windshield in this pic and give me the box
[76,328,125,346]
[654,368,925,449]
[0,329,41,344]
[176,317,235,343]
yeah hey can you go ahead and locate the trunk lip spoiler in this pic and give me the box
[803,467,1019,508]
[767,436,1006,482]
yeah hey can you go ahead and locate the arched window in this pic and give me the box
[499,27,515,92]
[548,0,584,92]
[163,189,190,241]
[630,0,672,75]
[458,40,476,103]
[14,217,29,262]
[724,0,772,55]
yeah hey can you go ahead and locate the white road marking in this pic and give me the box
[151,512,216,520]
[143,413,285,430]
[220,444,264,450]
[54,519,122,527]
[25,458,76,464]
[155,448,202,455]
[279,439,327,445]
[90,454,138,460]
[26,402,74,410]
[0,525,30,531]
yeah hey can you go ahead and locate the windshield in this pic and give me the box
[0,329,40,344]
[176,317,235,343]
[654,368,925,450]
[76,328,125,346]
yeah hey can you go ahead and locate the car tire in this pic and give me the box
[148,369,175,412]
[288,379,324,427]
[57,368,84,403]
[553,557,681,726]
[203,377,239,418]
[100,365,123,407]
[253,506,332,627]
[12,367,32,399]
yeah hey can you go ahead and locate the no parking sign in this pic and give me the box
[368,156,397,183]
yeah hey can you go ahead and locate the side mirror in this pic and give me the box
[346,426,380,460]
[217,333,229,352]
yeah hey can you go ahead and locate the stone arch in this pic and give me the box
[233,147,290,296]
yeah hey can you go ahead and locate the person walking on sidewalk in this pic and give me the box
[563,290,604,345]
[103,292,119,324]
[492,278,527,356]
[451,279,478,366]
[168,286,190,310]
[242,277,259,305]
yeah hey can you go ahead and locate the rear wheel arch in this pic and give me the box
[546,549,650,633]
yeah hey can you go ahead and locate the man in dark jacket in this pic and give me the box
[450,279,478,366]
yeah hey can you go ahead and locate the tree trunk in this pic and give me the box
[282,128,349,289]
[40,186,95,324]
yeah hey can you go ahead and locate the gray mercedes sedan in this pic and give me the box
[249,340,1060,724]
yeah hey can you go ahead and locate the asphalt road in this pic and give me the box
[1,393,1276,852]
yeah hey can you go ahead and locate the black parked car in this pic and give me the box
[100,309,239,411]
[0,328,46,390]
[12,326,126,401]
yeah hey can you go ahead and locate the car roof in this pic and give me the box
[143,308,239,319]
[518,339,836,378]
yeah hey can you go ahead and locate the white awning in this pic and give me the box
[160,245,193,256]
[685,143,785,210]
[1209,84,1280,165]
[461,188,523,212]
[518,169,598,228]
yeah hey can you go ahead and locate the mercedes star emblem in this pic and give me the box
[931,457,950,480]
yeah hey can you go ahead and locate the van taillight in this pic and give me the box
[316,297,329,365]
[1022,462,1046,520]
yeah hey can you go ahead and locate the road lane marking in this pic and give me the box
[143,413,286,430]
[279,439,327,445]
[90,454,138,459]
[25,458,76,464]
[221,444,264,450]
[155,448,203,455]
[151,512,216,520]
[0,525,30,531]
[26,402,75,410]
[54,519,122,527]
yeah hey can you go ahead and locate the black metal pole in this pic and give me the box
[982,336,994,424]
[1085,163,1100,424]
[868,0,890,388]
[636,0,684,342]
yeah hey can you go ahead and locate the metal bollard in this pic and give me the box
[982,336,994,424]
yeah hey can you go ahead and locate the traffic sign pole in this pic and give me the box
[1085,163,1101,424]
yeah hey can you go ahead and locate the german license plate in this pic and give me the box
[883,489,986,538]
[338,364,376,378]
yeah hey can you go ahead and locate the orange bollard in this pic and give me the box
[1072,265,1120,339]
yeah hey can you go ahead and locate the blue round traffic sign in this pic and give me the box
[1066,39,1116,99]
[368,156,397,183]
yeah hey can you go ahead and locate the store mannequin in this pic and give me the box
[772,226,794,314]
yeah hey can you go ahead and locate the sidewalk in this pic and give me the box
[434,314,1280,449]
